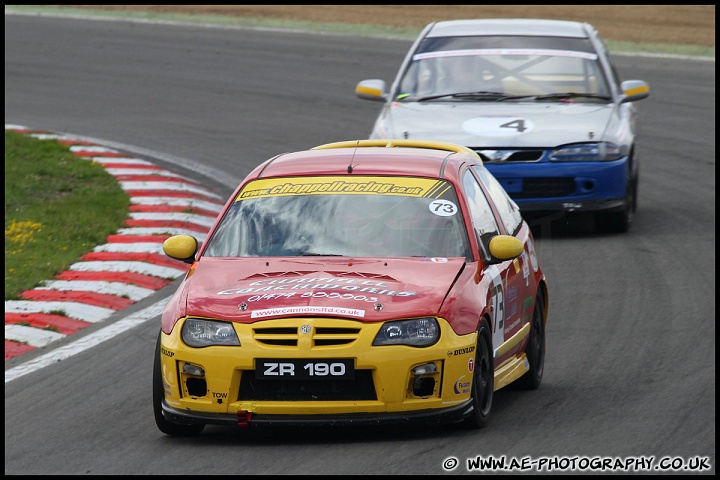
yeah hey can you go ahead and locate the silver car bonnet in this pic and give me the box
[377,101,617,147]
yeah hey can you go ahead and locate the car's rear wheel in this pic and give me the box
[463,319,493,429]
[516,291,545,390]
[153,333,205,436]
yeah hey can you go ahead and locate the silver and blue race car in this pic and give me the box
[356,18,650,233]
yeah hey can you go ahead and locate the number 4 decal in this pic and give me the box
[499,119,527,132]
[463,116,534,137]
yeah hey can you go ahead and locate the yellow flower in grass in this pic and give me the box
[5,220,43,247]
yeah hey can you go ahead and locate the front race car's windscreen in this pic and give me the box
[203,176,472,259]
[397,35,610,100]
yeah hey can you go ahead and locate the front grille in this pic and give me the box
[514,177,576,198]
[474,148,544,163]
[238,370,377,401]
[253,326,361,347]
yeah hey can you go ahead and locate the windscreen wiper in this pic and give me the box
[534,92,612,101]
[416,91,508,102]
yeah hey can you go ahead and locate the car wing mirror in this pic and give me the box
[163,234,199,264]
[486,235,523,265]
[619,79,650,104]
[355,79,388,102]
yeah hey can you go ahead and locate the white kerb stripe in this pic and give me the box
[67,260,187,278]
[36,280,155,301]
[5,324,65,348]
[28,133,82,141]
[5,295,172,383]
[93,242,165,254]
[5,300,115,323]
[90,156,154,165]
[131,196,224,212]
[129,212,216,228]
[105,168,186,178]
[116,227,210,238]
[69,145,120,154]
[120,181,223,199]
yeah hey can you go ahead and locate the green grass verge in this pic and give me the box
[4,130,130,300]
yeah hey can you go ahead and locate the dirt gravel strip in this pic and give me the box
[4,125,225,361]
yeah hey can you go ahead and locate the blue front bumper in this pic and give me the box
[485,157,629,214]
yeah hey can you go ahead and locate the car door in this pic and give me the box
[463,167,531,362]
[460,169,514,357]
[472,167,537,356]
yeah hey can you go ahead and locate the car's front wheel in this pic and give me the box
[153,333,205,436]
[597,167,637,234]
[463,318,494,429]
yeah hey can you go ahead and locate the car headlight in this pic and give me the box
[182,318,241,347]
[549,142,623,162]
[373,318,440,347]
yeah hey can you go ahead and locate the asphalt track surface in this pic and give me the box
[4,12,715,475]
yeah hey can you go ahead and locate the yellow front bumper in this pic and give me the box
[158,317,479,421]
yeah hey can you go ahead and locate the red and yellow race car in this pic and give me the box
[153,139,548,435]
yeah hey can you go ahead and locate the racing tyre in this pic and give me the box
[516,292,545,390]
[463,319,494,429]
[153,333,205,436]
[597,171,637,234]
